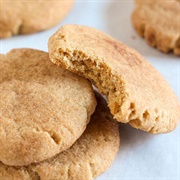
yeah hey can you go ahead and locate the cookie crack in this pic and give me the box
[67,165,71,180]
[174,36,180,54]
[46,130,61,145]
[62,123,75,136]
[87,162,93,180]
[34,127,61,145]
[12,20,23,36]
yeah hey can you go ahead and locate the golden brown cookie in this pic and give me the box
[131,0,180,55]
[48,24,180,134]
[0,0,74,38]
[0,48,96,166]
[0,92,120,180]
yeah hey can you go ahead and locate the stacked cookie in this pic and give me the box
[0,24,179,180]
[0,49,120,179]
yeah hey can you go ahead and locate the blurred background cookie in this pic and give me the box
[131,0,180,55]
[0,48,96,166]
[49,24,180,134]
[0,92,120,180]
[0,0,74,38]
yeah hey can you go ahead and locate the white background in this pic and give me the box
[0,0,179,180]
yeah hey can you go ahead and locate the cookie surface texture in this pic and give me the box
[0,92,120,180]
[0,0,74,38]
[48,24,180,134]
[132,0,180,55]
[0,48,96,166]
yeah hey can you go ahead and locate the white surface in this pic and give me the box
[0,0,179,180]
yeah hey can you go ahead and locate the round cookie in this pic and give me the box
[0,0,74,38]
[131,0,180,55]
[48,24,180,134]
[0,92,120,180]
[0,48,96,166]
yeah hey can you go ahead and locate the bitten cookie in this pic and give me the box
[0,0,74,38]
[0,48,96,166]
[0,92,120,180]
[48,24,180,134]
[131,0,180,55]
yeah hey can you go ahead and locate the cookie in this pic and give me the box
[48,24,180,134]
[0,48,96,166]
[0,92,120,180]
[131,0,180,55]
[0,0,74,38]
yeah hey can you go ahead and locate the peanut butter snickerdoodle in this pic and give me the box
[48,24,180,134]
[0,92,120,180]
[132,0,180,55]
[0,48,96,166]
[0,0,74,38]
